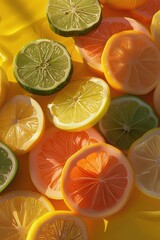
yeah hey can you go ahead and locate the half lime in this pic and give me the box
[46,0,102,36]
[98,95,158,151]
[0,142,18,192]
[13,39,73,95]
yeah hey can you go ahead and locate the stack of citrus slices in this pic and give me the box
[1,0,160,239]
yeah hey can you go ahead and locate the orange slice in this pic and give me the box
[101,30,160,95]
[0,95,45,155]
[61,142,134,218]
[105,0,147,10]
[130,0,160,24]
[75,17,150,73]
[26,211,88,240]
[29,126,105,199]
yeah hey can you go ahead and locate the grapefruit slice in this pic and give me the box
[61,143,134,218]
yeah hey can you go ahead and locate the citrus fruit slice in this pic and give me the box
[130,0,160,24]
[47,77,110,131]
[101,30,160,95]
[46,0,102,37]
[0,95,45,155]
[13,39,73,95]
[29,126,105,199]
[61,142,134,218]
[26,210,88,240]
[151,10,160,48]
[0,190,54,239]
[128,128,160,199]
[98,95,158,151]
[75,17,150,73]
[105,0,147,10]
[0,67,9,107]
[153,82,160,116]
[0,142,18,192]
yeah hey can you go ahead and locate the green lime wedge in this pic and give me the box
[46,0,102,37]
[0,142,18,192]
[98,95,159,151]
[13,39,73,95]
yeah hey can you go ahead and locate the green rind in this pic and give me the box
[98,95,159,151]
[46,0,102,37]
[0,142,18,192]
[13,39,73,96]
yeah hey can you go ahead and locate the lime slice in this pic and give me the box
[0,142,18,192]
[47,77,110,131]
[46,0,102,37]
[13,39,73,95]
[98,95,158,151]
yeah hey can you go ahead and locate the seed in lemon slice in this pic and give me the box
[75,17,150,73]
[0,190,54,239]
[0,95,45,155]
[101,30,160,95]
[46,0,102,37]
[128,128,160,199]
[13,39,73,95]
[61,142,134,218]
[98,95,158,151]
[0,67,9,107]
[151,10,160,48]
[29,126,105,199]
[47,77,110,131]
[0,142,18,192]
[26,210,88,240]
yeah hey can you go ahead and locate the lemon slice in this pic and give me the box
[46,0,102,36]
[128,128,160,199]
[0,95,45,155]
[26,211,88,240]
[47,77,110,131]
[0,190,54,239]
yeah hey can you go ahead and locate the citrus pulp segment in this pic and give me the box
[29,126,105,199]
[26,211,88,240]
[0,190,54,240]
[151,10,160,48]
[61,143,134,218]
[0,95,45,155]
[128,128,160,199]
[75,17,150,72]
[0,142,18,192]
[101,30,160,95]
[13,39,73,95]
[98,95,158,151]
[130,0,160,24]
[47,77,110,131]
[46,0,102,37]
[0,67,9,107]
[104,0,147,10]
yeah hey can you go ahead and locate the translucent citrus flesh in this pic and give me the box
[130,0,160,24]
[101,30,160,95]
[0,142,18,192]
[61,143,134,218]
[151,10,160,48]
[0,67,9,107]
[26,211,88,240]
[0,95,44,155]
[14,39,72,95]
[128,128,160,199]
[48,77,110,131]
[0,191,54,239]
[105,0,147,10]
[99,95,158,150]
[29,127,105,199]
[75,17,150,72]
[47,0,102,36]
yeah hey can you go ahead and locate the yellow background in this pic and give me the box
[0,0,160,239]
